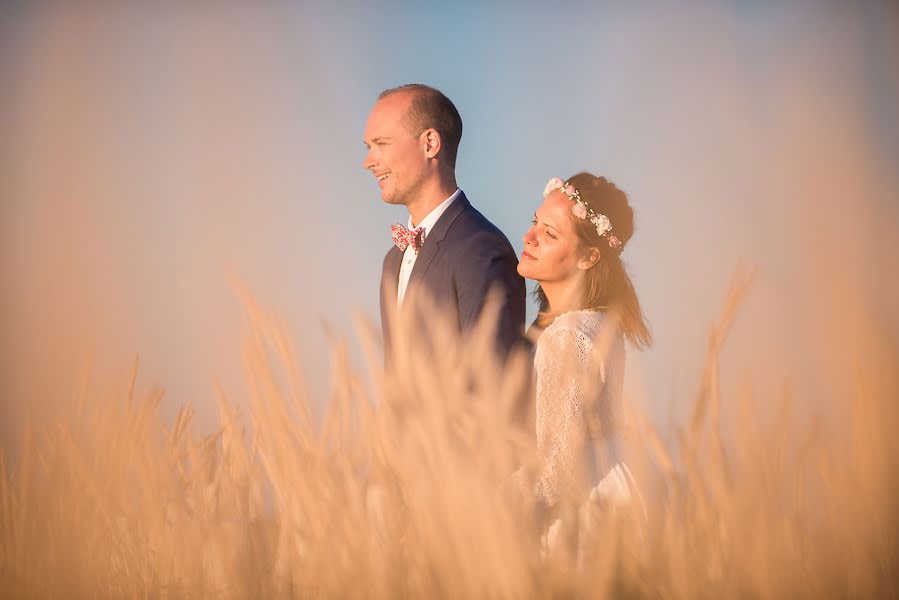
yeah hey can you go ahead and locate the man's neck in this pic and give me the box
[407,175,458,227]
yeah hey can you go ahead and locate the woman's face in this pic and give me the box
[517,190,589,283]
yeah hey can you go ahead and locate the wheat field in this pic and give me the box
[1,272,897,599]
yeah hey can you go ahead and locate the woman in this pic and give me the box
[517,173,652,539]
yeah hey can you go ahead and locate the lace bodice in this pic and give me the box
[530,309,626,508]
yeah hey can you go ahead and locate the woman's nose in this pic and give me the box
[523,227,536,245]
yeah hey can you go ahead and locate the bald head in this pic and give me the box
[379,84,463,168]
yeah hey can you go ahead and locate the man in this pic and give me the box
[362,84,525,358]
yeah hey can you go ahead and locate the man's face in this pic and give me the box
[362,93,428,206]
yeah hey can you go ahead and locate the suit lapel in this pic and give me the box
[381,246,403,322]
[403,192,471,303]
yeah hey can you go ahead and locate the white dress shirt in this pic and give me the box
[397,188,461,304]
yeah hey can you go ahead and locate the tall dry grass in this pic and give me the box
[1,272,897,598]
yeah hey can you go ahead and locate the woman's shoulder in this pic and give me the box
[537,310,624,356]
[534,310,601,356]
[544,309,606,338]
[535,310,625,380]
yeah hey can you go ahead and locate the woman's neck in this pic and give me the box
[541,278,585,315]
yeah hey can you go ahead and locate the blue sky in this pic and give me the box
[2,2,898,440]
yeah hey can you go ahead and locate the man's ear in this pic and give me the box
[422,128,442,159]
[578,247,601,270]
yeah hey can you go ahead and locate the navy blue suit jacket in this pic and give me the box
[380,192,526,358]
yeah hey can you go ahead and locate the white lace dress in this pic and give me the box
[530,309,638,511]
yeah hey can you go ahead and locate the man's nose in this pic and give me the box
[362,149,375,170]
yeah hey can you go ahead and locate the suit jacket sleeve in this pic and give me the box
[453,231,526,357]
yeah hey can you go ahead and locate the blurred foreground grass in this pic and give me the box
[1,274,897,598]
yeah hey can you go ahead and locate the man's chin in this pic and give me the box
[380,191,404,205]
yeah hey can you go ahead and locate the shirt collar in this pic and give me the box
[408,188,462,233]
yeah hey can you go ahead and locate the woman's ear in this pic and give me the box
[577,247,601,270]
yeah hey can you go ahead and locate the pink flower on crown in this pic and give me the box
[543,177,564,197]
[571,202,588,219]
[564,184,577,197]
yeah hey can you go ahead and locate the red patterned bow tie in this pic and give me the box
[391,224,426,254]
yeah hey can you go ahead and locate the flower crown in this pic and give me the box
[543,177,623,249]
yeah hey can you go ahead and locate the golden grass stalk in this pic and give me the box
[1,275,896,597]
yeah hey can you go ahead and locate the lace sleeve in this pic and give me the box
[532,325,602,509]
